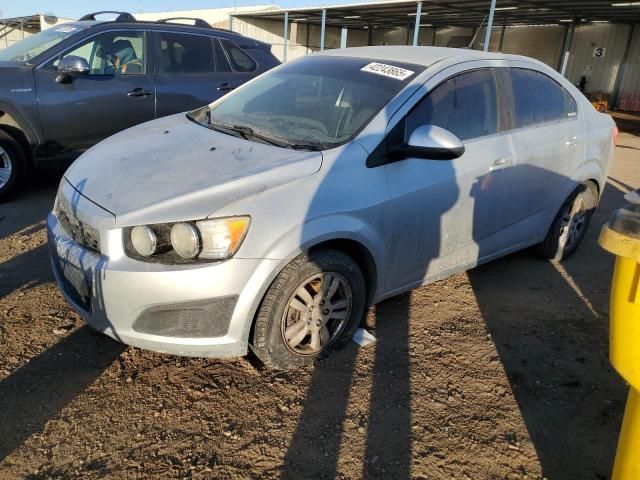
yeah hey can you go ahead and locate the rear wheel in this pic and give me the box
[0,130,25,202]
[251,249,366,370]
[537,183,598,261]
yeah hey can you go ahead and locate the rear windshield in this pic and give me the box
[195,55,424,150]
[0,24,86,62]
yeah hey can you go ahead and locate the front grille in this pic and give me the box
[55,199,101,252]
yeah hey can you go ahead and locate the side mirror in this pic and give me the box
[55,56,90,84]
[402,125,465,160]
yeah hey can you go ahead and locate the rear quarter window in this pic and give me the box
[220,38,256,72]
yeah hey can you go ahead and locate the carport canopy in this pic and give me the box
[233,0,640,56]
[234,0,640,29]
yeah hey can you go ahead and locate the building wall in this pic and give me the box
[617,26,640,111]
[565,23,633,96]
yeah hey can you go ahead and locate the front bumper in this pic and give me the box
[47,189,280,358]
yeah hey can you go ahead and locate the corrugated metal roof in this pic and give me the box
[233,0,640,28]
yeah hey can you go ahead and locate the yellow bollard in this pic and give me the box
[599,193,640,480]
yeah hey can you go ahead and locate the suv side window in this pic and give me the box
[156,32,215,74]
[407,69,499,141]
[219,38,256,72]
[45,31,146,75]
[509,68,577,128]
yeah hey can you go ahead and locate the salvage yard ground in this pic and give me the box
[0,115,639,479]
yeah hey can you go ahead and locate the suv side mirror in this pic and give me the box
[55,56,90,84]
[403,125,465,160]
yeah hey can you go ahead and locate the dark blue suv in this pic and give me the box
[0,11,279,200]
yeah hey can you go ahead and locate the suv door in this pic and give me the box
[384,67,516,292]
[502,66,584,239]
[34,29,155,159]
[153,31,239,117]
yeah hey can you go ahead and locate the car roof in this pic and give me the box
[60,19,260,46]
[317,45,534,67]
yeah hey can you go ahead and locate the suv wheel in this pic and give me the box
[0,131,25,202]
[251,249,367,370]
[537,183,598,261]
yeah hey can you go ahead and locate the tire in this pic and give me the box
[537,183,598,261]
[0,130,26,202]
[251,249,367,370]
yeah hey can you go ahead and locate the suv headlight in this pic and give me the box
[125,216,250,263]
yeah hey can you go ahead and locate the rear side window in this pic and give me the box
[509,68,577,128]
[219,38,256,72]
[156,32,213,74]
[407,69,498,141]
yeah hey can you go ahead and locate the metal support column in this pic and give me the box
[320,9,326,51]
[228,14,234,31]
[559,22,576,76]
[283,11,289,62]
[611,23,636,109]
[498,18,506,51]
[412,1,422,46]
[367,23,373,46]
[483,0,497,51]
[340,27,348,48]
[432,27,437,46]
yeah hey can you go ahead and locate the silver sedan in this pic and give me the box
[48,46,616,369]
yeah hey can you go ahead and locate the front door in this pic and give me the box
[384,67,516,293]
[34,29,155,159]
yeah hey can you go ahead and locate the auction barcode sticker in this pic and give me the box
[361,62,414,80]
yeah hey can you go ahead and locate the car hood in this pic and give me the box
[64,114,323,225]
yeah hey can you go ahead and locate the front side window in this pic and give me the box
[156,32,215,74]
[44,31,145,75]
[193,56,424,150]
[0,24,87,62]
[407,69,499,141]
[509,68,577,128]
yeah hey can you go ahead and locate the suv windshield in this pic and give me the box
[192,56,424,150]
[0,24,86,62]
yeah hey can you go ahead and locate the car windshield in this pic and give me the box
[0,24,86,62]
[192,56,424,150]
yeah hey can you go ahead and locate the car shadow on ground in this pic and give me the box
[0,165,65,243]
[468,181,628,479]
[0,326,125,461]
[281,159,628,479]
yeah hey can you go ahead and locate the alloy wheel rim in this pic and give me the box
[559,197,587,250]
[281,272,353,355]
[0,146,12,189]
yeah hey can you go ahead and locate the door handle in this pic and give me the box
[217,83,236,92]
[127,88,153,97]
[489,157,511,172]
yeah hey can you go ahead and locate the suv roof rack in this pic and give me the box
[79,11,137,22]
[157,17,213,29]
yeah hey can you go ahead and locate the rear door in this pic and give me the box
[34,29,155,159]
[502,66,584,240]
[153,31,236,117]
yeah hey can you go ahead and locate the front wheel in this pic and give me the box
[537,183,598,261]
[0,131,25,202]
[251,249,367,370]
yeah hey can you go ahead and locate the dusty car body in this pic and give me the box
[48,46,616,369]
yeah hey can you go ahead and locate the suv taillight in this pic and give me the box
[613,125,619,146]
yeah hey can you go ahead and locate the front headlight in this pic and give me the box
[125,216,250,263]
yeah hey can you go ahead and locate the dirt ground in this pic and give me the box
[0,116,639,480]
